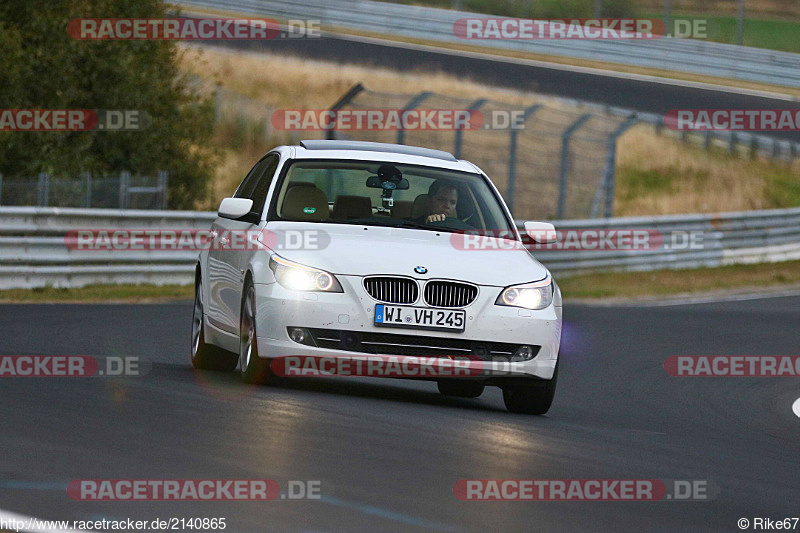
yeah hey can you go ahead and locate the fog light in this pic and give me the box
[511,345,535,362]
[289,328,305,344]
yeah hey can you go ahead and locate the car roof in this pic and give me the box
[276,140,481,173]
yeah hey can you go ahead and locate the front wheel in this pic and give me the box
[239,281,274,385]
[502,362,558,415]
[191,278,237,372]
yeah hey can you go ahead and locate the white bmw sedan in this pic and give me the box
[192,140,562,414]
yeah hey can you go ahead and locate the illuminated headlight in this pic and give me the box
[495,277,553,310]
[269,255,343,292]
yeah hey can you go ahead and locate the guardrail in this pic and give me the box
[180,0,800,88]
[0,208,214,289]
[1,206,799,289]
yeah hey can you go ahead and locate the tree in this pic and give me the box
[0,0,218,208]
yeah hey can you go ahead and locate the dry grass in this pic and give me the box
[616,125,800,215]
[180,44,558,109]
[181,44,564,206]
[182,45,800,216]
[559,260,800,299]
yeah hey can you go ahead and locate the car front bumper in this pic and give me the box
[254,275,561,381]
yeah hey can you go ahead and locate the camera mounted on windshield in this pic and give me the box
[366,164,409,210]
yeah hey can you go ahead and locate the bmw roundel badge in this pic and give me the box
[414,266,428,274]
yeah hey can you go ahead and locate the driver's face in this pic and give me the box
[430,187,457,216]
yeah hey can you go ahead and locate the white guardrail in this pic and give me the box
[180,0,800,88]
[1,206,800,289]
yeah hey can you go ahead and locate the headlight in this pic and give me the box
[269,255,343,292]
[495,276,553,310]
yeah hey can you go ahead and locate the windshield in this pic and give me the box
[273,159,515,234]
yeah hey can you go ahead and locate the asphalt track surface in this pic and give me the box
[0,296,798,531]
[198,32,800,143]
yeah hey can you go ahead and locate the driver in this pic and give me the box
[421,179,458,223]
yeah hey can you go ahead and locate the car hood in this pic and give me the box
[264,222,549,287]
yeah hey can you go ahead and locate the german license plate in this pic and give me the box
[374,304,465,332]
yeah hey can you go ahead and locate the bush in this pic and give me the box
[0,0,218,209]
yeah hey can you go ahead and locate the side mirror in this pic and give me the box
[218,197,254,220]
[523,221,557,243]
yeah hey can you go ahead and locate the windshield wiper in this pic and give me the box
[395,221,458,233]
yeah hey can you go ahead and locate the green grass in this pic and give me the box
[0,284,193,303]
[380,0,800,53]
[765,172,800,209]
[559,260,800,299]
[617,167,676,202]
[377,0,636,18]
[652,14,800,52]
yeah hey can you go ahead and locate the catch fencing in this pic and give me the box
[0,172,169,210]
[1,206,798,289]
[323,84,799,221]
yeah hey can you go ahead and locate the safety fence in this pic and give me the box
[0,172,169,210]
[323,84,799,221]
[1,206,798,289]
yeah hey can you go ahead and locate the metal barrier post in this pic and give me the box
[119,171,130,209]
[159,171,169,209]
[506,104,542,215]
[454,98,487,159]
[397,91,432,145]
[556,114,592,219]
[597,116,638,218]
[84,172,92,208]
[326,83,364,141]
[750,136,759,158]
[38,172,50,207]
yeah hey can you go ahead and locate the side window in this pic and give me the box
[233,153,280,217]
[249,154,280,216]
[234,160,267,200]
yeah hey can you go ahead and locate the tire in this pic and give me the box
[239,281,274,385]
[437,380,485,398]
[502,362,559,415]
[191,278,238,372]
